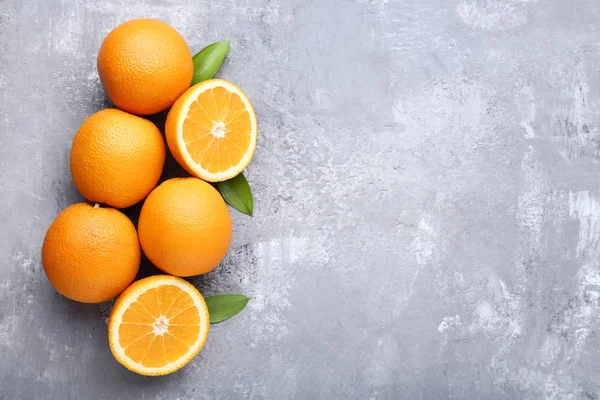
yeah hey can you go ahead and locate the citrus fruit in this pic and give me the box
[165,79,258,182]
[108,275,210,376]
[97,18,193,115]
[70,108,166,209]
[138,177,232,277]
[42,203,140,303]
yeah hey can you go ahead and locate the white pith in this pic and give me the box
[211,121,227,138]
[152,315,169,335]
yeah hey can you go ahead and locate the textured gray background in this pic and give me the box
[1,0,600,399]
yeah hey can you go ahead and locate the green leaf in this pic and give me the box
[191,40,230,86]
[216,172,254,216]
[206,294,250,324]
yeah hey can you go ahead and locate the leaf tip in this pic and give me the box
[221,39,231,52]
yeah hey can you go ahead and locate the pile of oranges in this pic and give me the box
[41,19,257,376]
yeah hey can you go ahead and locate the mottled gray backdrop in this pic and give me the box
[1,0,600,399]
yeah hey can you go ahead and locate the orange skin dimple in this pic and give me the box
[70,108,166,209]
[97,19,193,115]
[41,203,140,303]
[138,178,232,277]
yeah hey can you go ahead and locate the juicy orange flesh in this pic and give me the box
[118,285,201,368]
[182,86,252,172]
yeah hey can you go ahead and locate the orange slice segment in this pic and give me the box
[165,79,258,182]
[108,275,210,376]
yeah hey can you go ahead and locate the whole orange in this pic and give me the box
[138,178,232,277]
[97,18,193,115]
[70,108,165,209]
[42,203,140,303]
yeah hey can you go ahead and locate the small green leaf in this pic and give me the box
[216,172,254,216]
[191,40,230,86]
[206,294,250,324]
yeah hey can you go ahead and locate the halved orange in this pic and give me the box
[165,79,258,182]
[108,275,210,376]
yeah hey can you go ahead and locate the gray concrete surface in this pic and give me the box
[1,0,600,398]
